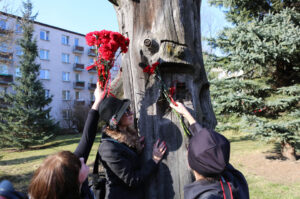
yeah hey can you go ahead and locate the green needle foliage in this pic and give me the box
[0,0,58,149]
[206,0,300,159]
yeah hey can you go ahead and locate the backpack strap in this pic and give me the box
[219,176,234,199]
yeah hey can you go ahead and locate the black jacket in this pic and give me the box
[74,109,100,199]
[99,133,158,199]
[184,123,249,199]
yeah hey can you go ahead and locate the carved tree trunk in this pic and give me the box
[109,0,217,198]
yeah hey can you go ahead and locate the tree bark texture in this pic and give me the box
[109,0,217,198]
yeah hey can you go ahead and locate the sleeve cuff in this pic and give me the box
[189,123,203,136]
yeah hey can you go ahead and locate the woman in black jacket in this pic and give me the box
[29,83,105,199]
[98,96,167,199]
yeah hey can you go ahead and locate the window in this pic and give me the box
[75,73,80,81]
[62,72,70,81]
[75,91,80,100]
[40,69,50,80]
[0,20,6,30]
[90,92,95,101]
[45,89,50,99]
[62,53,70,63]
[62,109,71,119]
[89,75,94,83]
[0,65,8,74]
[62,90,70,100]
[89,58,95,65]
[75,38,79,46]
[39,49,49,60]
[40,30,49,41]
[15,23,23,33]
[0,43,8,52]
[61,35,69,45]
[74,55,80,64]
[16,46,23,56]
[15,67,21,77]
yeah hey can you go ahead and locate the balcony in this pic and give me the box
[74,99,85,106]
[88,49,97,57]
[0,74,13,85]
[0,28,13,35]
[73,45,84,54]
[0,52,13,63]
[88,83,97,90]
[73,81,85,89]
[73,63,85,71]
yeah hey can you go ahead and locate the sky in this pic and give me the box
[0,0,229,38]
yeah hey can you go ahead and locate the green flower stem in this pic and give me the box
[154,70,191,137]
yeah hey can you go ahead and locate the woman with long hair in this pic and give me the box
[28,83,105,199]
[98,96,167,199]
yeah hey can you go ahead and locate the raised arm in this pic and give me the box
[74,83,104,162]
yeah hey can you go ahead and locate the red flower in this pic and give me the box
[143,65,151,73]
[169,86,176,97]
[254,110,257,113]
[258,109,262,112]
[86,63,97,71]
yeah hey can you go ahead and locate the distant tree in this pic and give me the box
[206,0,300,160]
[0,0,57,149]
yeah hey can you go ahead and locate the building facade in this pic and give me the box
[0,12,120,127]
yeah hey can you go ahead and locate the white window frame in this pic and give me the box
[75,73,80,81]
[16,46,23,56]
[0,65,8,74]
[90,92,95,101]
[74,55,80,64]
[62,72,70,81]
[75,38,79,46]
[0,20,6,30]
[61,35,69,45]
[15,67,21,77]
[40,69,50,80]
[15,23,23,33]
[45,89,50,99]
[62,90,71,101]
[62,109,71,119]
[62,53,70,63]
[75,91,80,100]
[89,58,94,65]
[0,43,8,53]
[40,30,49,41]
[39,49,49,60]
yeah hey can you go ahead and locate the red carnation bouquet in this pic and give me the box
[85,30,129,90]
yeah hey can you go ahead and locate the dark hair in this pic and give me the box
[28,151,81,199]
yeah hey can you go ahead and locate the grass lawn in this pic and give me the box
[0,131,299,198]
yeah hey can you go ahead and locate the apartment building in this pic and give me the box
[0,12,120,127]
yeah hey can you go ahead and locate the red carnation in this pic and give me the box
[143,65,151,73]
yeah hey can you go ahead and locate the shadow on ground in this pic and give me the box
[0,155,47,166]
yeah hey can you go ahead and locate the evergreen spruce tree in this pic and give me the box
[0,0,57,149]
[205,0,300,160]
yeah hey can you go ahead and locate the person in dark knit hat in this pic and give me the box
[170,102,249,199]
[98,96,167,199]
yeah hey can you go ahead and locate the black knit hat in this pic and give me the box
[188,128,230,177]
[98,96,131,127]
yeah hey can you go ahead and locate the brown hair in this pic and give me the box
[28,151,81,199]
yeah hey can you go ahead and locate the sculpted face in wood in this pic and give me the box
[108,0,216,198]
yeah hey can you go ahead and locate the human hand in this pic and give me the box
[170,102,189,116]
[92,82,105,110]
[94,82,105,103]
[152,139,167,164]
[170,102,196,125]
